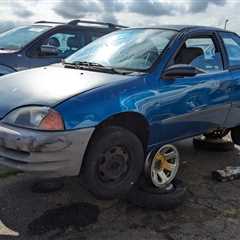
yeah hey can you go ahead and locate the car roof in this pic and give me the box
[32,22,61,28]
[30,22,228,33]
[125,25,229,33]
[32,20,127,30]
[157,25,225,32]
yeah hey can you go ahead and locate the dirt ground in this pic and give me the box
[1,138,240,240]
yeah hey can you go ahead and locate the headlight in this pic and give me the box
[3,106,64,131]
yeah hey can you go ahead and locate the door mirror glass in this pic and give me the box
[162,64,205,80]
[40,45,59,56]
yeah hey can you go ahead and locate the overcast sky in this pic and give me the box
[0,0,239,33]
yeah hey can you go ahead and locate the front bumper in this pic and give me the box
[0,123,94,177]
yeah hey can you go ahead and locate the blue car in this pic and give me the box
[0,25,240,199]
[0,20,125,76]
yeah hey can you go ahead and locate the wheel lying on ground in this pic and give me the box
[82,126,145,200]
[127,177,187,210]
[193,135,234,152]
[145,144,180,189]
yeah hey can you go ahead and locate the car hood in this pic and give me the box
[0,65,134,118]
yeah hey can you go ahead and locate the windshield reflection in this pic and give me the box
[66,29,177,71]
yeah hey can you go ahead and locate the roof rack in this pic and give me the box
[68,19,127,28]
[34,21,64,25]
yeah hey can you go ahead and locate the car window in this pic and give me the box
[0,25,50,50]
[174,36,223,72]
[42,32,86,58]
[88,30,107,43]
[29,30,87,59]
[219,32,240,67]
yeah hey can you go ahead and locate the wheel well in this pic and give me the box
[96,112,150,151]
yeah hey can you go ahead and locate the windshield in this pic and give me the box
[0,25,51,50]
[66,29,177,71]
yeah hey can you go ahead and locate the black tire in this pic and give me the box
[193,136,234,152]
[82,126,144,200]
[127,177,187,210]
[231,126,240,145]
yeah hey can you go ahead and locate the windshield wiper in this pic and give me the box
[63,61,104,68]
[63,61,140,75]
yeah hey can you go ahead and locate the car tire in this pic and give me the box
[127,177,187,210]
[231,126,240,145]
[82,126,145,200]
[193,136,234,152]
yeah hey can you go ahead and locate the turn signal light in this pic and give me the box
[39,110,64,130]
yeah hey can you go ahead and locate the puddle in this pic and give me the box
[28,202,100,235]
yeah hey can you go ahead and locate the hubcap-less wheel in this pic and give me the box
[98,146,129,184]
[145,145,179,188]
[83,126,144,199]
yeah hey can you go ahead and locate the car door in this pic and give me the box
[151,31,232,145]
[218,32,240,128]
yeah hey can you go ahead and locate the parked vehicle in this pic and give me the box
[0,20,125,76]
[0,25,240,199]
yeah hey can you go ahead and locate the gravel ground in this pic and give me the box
[1,138,240,240]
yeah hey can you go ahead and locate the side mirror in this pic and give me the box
[40,45,59,56]
[162,64,205,80]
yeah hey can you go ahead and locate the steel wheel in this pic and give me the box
[82,126,144,199]
[145,144,180,188]
[97,145,129,184]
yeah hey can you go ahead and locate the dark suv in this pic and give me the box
[0,20,125,76]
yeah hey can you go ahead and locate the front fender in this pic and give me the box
[55,76,153,130]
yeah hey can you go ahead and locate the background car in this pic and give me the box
[0,19,126,76]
